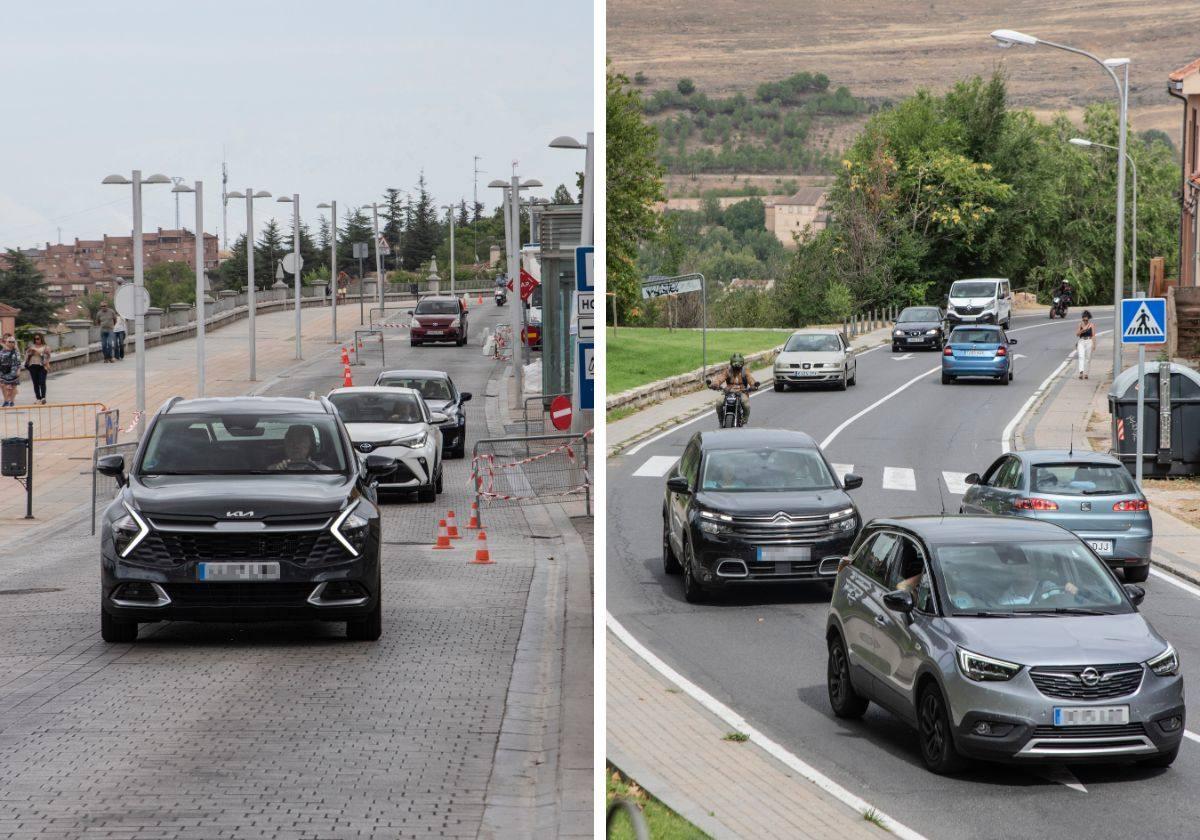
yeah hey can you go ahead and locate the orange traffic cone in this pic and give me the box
[340,345,350,365]
[470,530,493,564]
[357,338,363,351]
[342,364,353,387]
[446,509,461,539]
[465,501,481,530]
[432,519,453,550]
[477,294,483,305]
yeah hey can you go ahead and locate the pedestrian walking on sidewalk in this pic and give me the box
[23,332,51,404]
[0,335,21,406]
[112,316,126,360]
[1075,310,1096,379]
[96,303,118,362]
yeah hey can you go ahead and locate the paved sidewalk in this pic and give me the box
[0,303,350,532]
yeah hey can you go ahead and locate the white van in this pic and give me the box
[946,278,1012,328]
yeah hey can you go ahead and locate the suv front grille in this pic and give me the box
[1032,723,1146,738]
[1030,664,1144,700]
[165,582,317,606]
[728,514,842,545]
[130,531,352,566]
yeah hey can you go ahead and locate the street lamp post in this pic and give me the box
[102,170,170,438]
[489,176,542,398]
[991,29,1129,377]
[277,194,303,360]
[441,204,457,294]
[171,181,208,396]
[316,201,338,341]
[549,132,594,246]
[1070,138,1139,297]
[369,203,385,312]
[226,189,273,380]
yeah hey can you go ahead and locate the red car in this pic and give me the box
[409,296,468,347]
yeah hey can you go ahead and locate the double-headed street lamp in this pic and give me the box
[226,189,273,380]
[170,181,208,396]
[549,132,594,247]
[489,176,542,397]
[1070,138,1140,298]
[991,29,1130,376]
[102,170,171,438]
[276,194,303,360]
[441,203,457,294]
[316,201,338,341]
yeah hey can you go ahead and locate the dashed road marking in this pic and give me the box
[882,466,916,491]
[942,471,971,495]
[633,455,679,478]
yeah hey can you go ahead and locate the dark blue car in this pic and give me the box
[941,325,1016,385]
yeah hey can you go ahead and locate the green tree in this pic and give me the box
[677,78,695,96]
[634,71,648,86]
[255,219,287,285]
[143,261,195,308]
[0,249,56,326]
[401,172,442,271]
[337,208,375,275]
[284,218,320,282]
[382,188,406,269]
[77,290,109,322]
[608,68,665,315]
[723,198,765,236]
[552,183,576,204]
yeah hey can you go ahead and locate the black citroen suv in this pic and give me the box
[96,395,394,643]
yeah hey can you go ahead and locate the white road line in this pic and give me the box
[942,471,970,495]
[892,353,914,361]
[632,455,679,478]
[882,466,917,491]
[1034,766,1088,793]
[820,367,939,449]
[606,613,930,840]
[831,463,854,477]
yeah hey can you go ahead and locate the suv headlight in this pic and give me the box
[924,328,939,335]
[1148,645,1180,677]
[111,501,150,558]
[410,318,421,329]
[697,508,732,535]
[331,500,369,556]
[390,432,428,448]
[448,317,460,328]
[894,329,905,337]
[957,647,1021,681]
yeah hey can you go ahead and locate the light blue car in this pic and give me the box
[941,325,1016,385]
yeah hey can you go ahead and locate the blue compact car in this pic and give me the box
[941,325,1016,385]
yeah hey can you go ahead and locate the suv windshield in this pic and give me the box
[784,334,841,353]
[415,298,459,315]
[377,377,453,402]
[1031,463,1138,496]
[898,308,941,323]
[949,281,997,298]
[950,328,1001,344]
[701,447,835,492]
[328,392,424,424]
[140,414,347,475]
[934,540,1131,615]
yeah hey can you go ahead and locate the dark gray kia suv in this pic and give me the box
[96,396,394,643]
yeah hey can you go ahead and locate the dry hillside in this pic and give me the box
[608,0,1200,138]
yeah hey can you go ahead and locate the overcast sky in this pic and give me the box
[0,0,592,252]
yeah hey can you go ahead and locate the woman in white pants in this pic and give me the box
[1075,310,1095,379]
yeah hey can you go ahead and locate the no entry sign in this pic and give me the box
[549,395,572,431]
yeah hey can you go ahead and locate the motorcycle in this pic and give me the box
[1049,295,1068,319]
[494,288,507,306]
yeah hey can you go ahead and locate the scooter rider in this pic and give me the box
[1055,280,1073,307]
[707,353,758,425]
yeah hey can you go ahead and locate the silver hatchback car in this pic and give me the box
[826,516,1183,774]
[961,450,1152,581]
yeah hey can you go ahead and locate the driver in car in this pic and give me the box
[269,425,327,471]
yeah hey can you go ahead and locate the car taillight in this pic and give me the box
[1113,499,1149,512]
[943,346,953,356]
[996,346,1007,356]
[1013,497,1058,511]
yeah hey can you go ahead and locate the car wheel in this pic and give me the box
[1125,564,1151,583]
[410,340,421,347]
[435,468,444,494]
[682,541,706,604]
[1140,745,1180,768]
[892,344,901,353]
[452,438,467,459]
[774,381,784,392]
[827,633,869,719]
[918,683,966,774]
[941,372,953,385]
[837,372,848,391]
[849,367,857,386]
[662,512,681,575]
[346,597,382,641]
[101,609,138,643]
[1001,372,1010,386]
[417,481,436,503]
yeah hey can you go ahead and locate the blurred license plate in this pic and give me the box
[905,337,921,342]
[965,350,991,357]
[199,562,280,581]
[1053,706,1129,727]
[758,546,811,564]
[1087,540,1114,555]
[427,330,444,336]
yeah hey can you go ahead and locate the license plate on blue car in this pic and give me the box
[1053,706,1129,726]
[964,350,991,357]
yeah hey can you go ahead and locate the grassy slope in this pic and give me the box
[606,765,710,840]
[607,327,789,394]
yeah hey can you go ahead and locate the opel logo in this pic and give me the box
[1080,667,1101,687]
[358,442,374,453]
[225,510,254,519]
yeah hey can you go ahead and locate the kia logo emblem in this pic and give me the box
[225,510,254,518]
[1080,667,1101,687]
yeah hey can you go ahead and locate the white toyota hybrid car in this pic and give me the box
[326,386,444,502]
[773,329,857,391]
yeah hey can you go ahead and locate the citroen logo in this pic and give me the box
[1080,667,1101,687]
[772,512,793,524]
[225,510,254,519]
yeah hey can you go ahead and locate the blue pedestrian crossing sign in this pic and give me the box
[1121,297,1167,344]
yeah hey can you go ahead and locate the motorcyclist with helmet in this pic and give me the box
[1051,279,1073,318]
[706,353,758,426]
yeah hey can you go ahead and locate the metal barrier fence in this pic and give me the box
[91,441,138,535]
[1,402,110,441]
[470,431,592,524]
[521,393,570,436]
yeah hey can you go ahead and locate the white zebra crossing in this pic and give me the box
[882,467,917,491]
[942,471,971,495]
[632,455,679,477]
[831,463,854,477]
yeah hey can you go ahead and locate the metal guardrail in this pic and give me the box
[470,431,592,525]
[521,393,570,436]
[0,402,110,441]
[91,441,138,535]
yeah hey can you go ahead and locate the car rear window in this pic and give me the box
[415,298,459,315]
[1030,463,1138,496]
[783,334,841,353]
[949,329,1000,344]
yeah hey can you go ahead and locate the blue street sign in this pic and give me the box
[1120,297,1167,344]
[578,342,594,410]
[575,245,594,293]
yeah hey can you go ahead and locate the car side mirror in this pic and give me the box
[883,589,915,613]
[1123,584,1146,606]
[429,411,450,424]
[460,392,472,403]
[843,473,863,490]
[364,454,396,477]
[666,475,691,494]
[96,454,127,487]
[1008,338,1017,345]
[407,309,414,316]
[964,472,981,486]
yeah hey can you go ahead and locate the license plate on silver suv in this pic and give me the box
[198,562,280,581]
[1053,705,1129,727]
